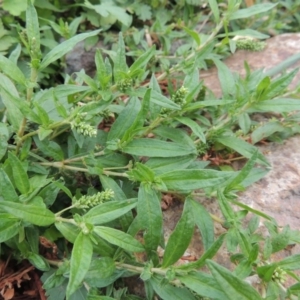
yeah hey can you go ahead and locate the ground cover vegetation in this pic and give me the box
[1,0,300,299]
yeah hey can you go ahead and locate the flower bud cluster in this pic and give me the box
[74,189,114,209]
[71,121,97,137]
[272,267,287,284]
[236,39,266,52]
[71,114,97,137]
[172,86,189,106]
[117,78,133,92]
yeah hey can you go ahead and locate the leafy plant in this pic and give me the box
[1,1,300,299]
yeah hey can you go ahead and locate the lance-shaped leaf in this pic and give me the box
[129,46,155,74]
[0,55,26,85]
[0,169,18,202]
[99,175,133,231]
[114,32,128,81]
[150,275,197,300]
[162,197,195,267]
[84,199,137,225]
[8,152,30,194]
[208,0,220,22]
[40,29,101,70]
[177,234,226,271]
[122,89,151,142]
[225,150,258,192]
[107,97,140,142]
[248,98,300,113]
[0,201,55,226]
[179,271,227,300]
[175,116,206,143]
[137,184,162,253]
[145,155,196,175]
[66,232,93,299]
[214,59,236,98]
[216,136,270,166]
[190,198,214,251]
[93,226,144,252]
[123,138,196,157]
[229,3,278,20]
[159,169,234,192]
[206,260,262,300]
[26,0,40,53]
[0,219,20,243]
[151,90,181,110]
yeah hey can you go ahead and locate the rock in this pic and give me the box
[65,40,107,76]
[162,33,300,288]
[201,33,300,97]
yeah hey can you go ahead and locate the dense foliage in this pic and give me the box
[0,0,300,299]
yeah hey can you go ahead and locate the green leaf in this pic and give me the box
[229,3,278,20]
[238,113,251,134]
[0,74,24,130]
[33,136,64,160]
[8,152,30,194]
[179,271,227,300]
[130,46,155,74]
[162,197,195,267]
[40,29,101,70]
[128,162,155,182]
[123,138,196,157]
[0,85,41,124]
[99,175,133,231]
[208,0,220,22]
[28,252,49,271]
[107,97,140,142]
[177,234,225,271]
[0,219,20,243]
[84,257,115,284]
[154,126,195,148]
[271,225,290,253]
[225,150,258,192]
[122,89,151,142]
[277,254,300,270]
[151,90,181,110]
[145,155,196,175]
[230,199,272,221]
[87,1,132,27]
[175,116,206,143]
[137,184,162,253]
[0,169,18,202]
[26,0,40,53]
[207,260,263,299]
[114,32,128,81]
[183,27,200,46]
[213,59,236,98]
[190,198,214,250]
[257,264,277,282]
[55,222,80,243]
[94,226,144,252]
[216,136,270,166]
[159,169,233,192]
[84,199,137,225]
[66,232,93,299]
[0,201,55,226]
[248,98,300,113]
[0,54,26,84]
[95,49,111,89]
[251,122,284,145]
[2,0,27,16]
[150,275,197,300]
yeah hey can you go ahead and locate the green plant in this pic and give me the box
[1,1,300,300]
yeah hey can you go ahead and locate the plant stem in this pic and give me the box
[16,66,39,153]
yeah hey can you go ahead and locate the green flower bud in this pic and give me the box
[73,189,115,209]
